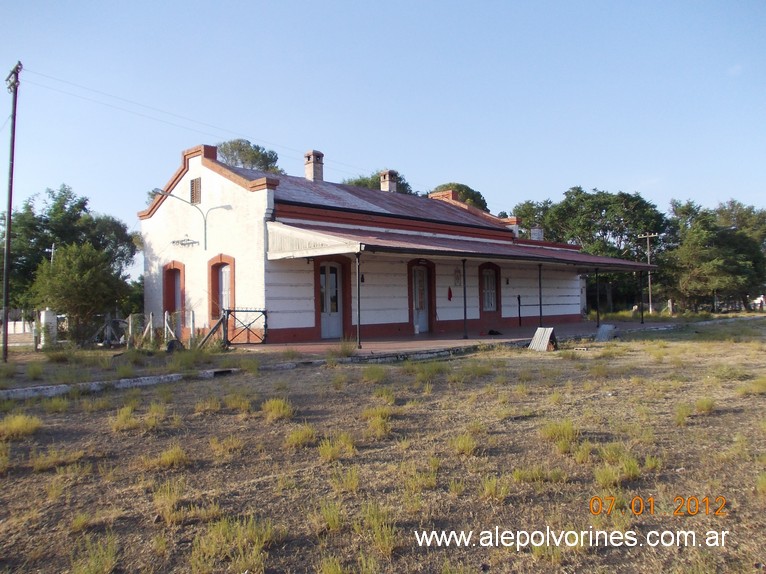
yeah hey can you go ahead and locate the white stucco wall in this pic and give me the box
[141,155,271,331]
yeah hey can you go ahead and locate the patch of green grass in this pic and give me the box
[110,405,141,432]
[81,397,111,412]
[144,401,167,430]
[355,501,396,558]
[0,413,42,440]
[328,339,357,359]
[30,445,85,472]
[26,362,45,380]
[45,350,71,364]
[190,515,277,574]
[261,397,294,422]
[153,477,186,526]
[593,464,622,488]
[70,532,118,574]
[167,347,214,371]
[0,362,16,382]
[195,396,221,413]
[318,432,356,462]
[574,441,594,464]
[736,376,766,396]
[540,419,578,443]
[330,466,360,494]
[144,443,190,470]
[115,364,135,379]
[42,396,70,413]
[210,435,245,461]
[480,474,511,501]
[317,555,347,574]
[756,473,766,496]
[310,498,345,534]
[449,432,477,456]
[362,365,388,384]
[674,403,693,426]
[331,372,349,390]
[284,423,318,449]
[224,393,251,413]
[695,397,715,414]
[281,348,302,360]
[710,363,751,382]
[0,441,10,474]
[372,387,395,405]
[413,361,448,384]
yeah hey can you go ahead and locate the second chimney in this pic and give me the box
[304,150,324,182]
[380,170,398,193]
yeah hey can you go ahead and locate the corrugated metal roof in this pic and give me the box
[225,165,506,229]
[275,222,653,273]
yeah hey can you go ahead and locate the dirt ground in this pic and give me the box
[1,319,765,573]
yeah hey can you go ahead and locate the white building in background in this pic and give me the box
[139,145,648,344]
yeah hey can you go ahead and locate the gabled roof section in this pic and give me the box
[138,145,216,220]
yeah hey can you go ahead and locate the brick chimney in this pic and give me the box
[304,150,324,182]
[380,170,398,193]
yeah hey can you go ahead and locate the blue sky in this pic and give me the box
[2,0,765,250]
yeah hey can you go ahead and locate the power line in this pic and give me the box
[23,69,397,182]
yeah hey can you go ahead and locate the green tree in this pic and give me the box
[0,185,138,311]
[528,187,666,312]
[31,243,129,344]
[714,199,766,250]
[343,171,416,195]
[216,139,285,174]
[663,205,766,310]
[511,199,555,238]
[431,183,488,211]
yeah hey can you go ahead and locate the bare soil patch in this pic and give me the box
[1,319,765,573]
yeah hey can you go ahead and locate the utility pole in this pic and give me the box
[3,61,22,363]
[638,232,658,314]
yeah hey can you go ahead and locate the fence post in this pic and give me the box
[127,315,133,349]
[222,310,229,346]
[189,310,195,347]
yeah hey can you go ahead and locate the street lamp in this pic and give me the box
[152,189,232,250]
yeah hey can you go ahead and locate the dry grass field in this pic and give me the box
[1,319,765,573]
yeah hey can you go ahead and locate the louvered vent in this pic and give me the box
[190,177,201,204]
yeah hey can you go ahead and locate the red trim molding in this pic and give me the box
[208,254,236,324]
[162,260,186,316]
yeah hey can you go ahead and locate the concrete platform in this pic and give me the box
[239,319,678,360]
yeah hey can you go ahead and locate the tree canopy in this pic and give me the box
[431,183,488,212]
[343,171,416,195]
[0,185,138,311]
[216,139,285,174]
[661,201,766,310]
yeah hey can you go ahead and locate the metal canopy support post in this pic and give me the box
[595,269,601,328]
[462,259,468,339]
[639,270,645,324]
[517,294,521,326]
[355,252,362,349]
[3,62,22,363]
[537,263,543,327]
